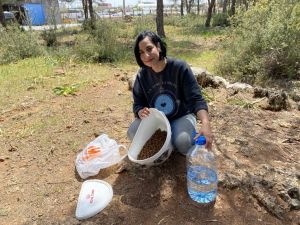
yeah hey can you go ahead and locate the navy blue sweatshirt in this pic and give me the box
[132,57,208,121]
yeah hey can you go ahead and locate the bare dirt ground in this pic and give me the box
[0,67,299,225]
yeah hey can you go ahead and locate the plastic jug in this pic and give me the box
[186,135,218,204]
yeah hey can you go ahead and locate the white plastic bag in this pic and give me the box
[76,134,127,179]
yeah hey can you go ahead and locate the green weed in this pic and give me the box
[53,84,80,96]
[227,98,260,109]
[202,89,214,103]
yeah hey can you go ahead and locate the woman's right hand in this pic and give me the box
[138,107,150,119]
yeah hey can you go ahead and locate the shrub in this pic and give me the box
[212,13,229,27]
[0,25,44,64]
[164,15,181,26]
[217,0,300,84]
[164,13,205,29]
[132,15,156,38]
[164,13,222,36]
[41,29,57,47]
[81,19,94,31]
[75,19,132,63]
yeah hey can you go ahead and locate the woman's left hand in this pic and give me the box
[196,122,213,150]
[196,110,214,150]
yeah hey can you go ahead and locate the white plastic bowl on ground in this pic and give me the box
[75,180,113,220]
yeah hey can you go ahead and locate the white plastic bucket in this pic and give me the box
[128,108,173,166]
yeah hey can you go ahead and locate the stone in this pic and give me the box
[279,191,291,202]
[240,146,254,157]
[192,67,228,88]
[212,75,229,87]
[289,91,300,102]
[226,82,253,90]
[290,199,300,210]
[254,87,269,98]
[234,138,249,146]
[287,187,300,200]
[128,75,136,91]
[266,90,290,111]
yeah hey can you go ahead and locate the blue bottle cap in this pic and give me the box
[195,135,206,145]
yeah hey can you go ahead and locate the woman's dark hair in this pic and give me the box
[134,30,167,67]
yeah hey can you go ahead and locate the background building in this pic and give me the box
[26,0,61,25]
[2,0,61,25]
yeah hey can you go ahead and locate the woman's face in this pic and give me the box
[138,37,161,68]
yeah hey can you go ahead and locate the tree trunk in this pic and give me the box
[205,0,215,27]
[156,0,165,38]
[88,0,95,28]
[243,0,248,10]
[0,1,6,28]
[180,0,184,16]
[123,0,125,17]
[230,0,236,16]
[197,0,200,15]
[222,0,227,13]
[82,0,88,19]
[186,0,193,13]
[45,0,60,28]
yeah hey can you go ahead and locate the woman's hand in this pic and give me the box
[197,122,213,150]
[138,107,150,119]
[196,109,214,150]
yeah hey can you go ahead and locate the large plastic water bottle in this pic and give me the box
[186,135,218,204]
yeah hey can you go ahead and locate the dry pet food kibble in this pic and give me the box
[138,129,167,160]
